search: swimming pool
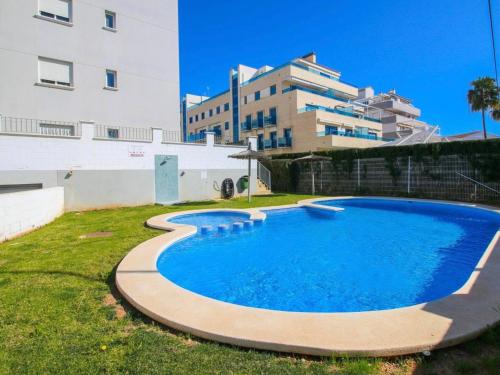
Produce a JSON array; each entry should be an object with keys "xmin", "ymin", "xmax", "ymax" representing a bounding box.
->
[{"xmin": 157, "ymin": 198, "xmax": 500, "ymax": 313}]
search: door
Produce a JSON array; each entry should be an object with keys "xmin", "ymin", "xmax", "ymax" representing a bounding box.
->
[
  {"xmin": 270, "ymin": 131, "xmax": 277, "ymax": 148},
  {"xmin": 155, "ymin": 155, "xmax": 179, "ymax": 204}
]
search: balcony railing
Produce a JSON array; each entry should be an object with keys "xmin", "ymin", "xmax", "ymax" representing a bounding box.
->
[
  {"xmin": 283, "ymin": 85, "xmax": 350, "ymax": 103},
  {"xmin": 263, "ymin": 139, "xmax": 278, "ymax": 149},
  {"xmin": 264, "ymin": 116, "xmax": 277, "ymax": 127},
  {"xmin": 298, "ymin": 104, "xmax": 382, "ymax": 123},
  {"xmin": 317, "ymin": 130, "xmax": 393, "ymax": 142},
  {"xmin": 94, "ymin": 124, "xmax": 153, "ymax": 142},
  {"xmin": 278, "ymin": 137, "xmax": 292, "ymax": 148},
  {"xmin": 0, "ymin": 116, "xmax": 81, "ymax": 137}
]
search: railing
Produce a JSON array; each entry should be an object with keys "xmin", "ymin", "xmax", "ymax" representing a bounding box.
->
[
  {"xmin": 257, "ymin": 161, "xmax": 272, "ymax": 190},
  {"xmin": 0, "ymin": 116, "xmax": 81, "ymax": 137},
  {"xmin": 283, "ymin": 85, "xmax": 350, "ymax": 103},
  {"xmin": 456, "ymin": 172, "xmax": 500, "ymax": 197},
  {"xmin": 263, "ymin": 139, "xmax": 278, "ymax": 149},
  {"xmin": 162, "ymin": 130, "xmax": 183, "ymax": 143},
  {"xmin": 94, "ymin": 124, "xmax": 153, "ymax": 142},
  {"xmin": 264, "ymin": 116, "xmax": 277, "ymax": 127},
  {"xmin": 186, "ymin": 133, "xmax": 207, "ymax": 144},
  {"xmin": 298, "ymin": 104, "xmax": 382, "ymax": 123},
  {"xmin": 278, "ymin": 137, "xmax": 292, "ymax": 148},
  {"xmin": 317, "ymin": 130, "xmax": 393, "ymax": 142}
]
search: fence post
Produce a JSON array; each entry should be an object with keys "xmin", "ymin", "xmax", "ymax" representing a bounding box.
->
[
  {"xmin": 407, "ymin": 156, "xmax": 411, "ymax": 194},
  {"xmin": 357, "ymin": 158, "xmax": 360, "ymax": 189}
]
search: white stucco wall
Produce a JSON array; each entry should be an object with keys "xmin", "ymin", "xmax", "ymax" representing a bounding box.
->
[
  {"xmin": 0, "ymin": 123, "xmax": 254, "ymax": 172},
  {"xmin": 0, "ymin": 187, "xmax": 64, "ymax": 242},
  {"xmin": 0, "ymin": 0, "xmax": 179, "ymax": 129}
]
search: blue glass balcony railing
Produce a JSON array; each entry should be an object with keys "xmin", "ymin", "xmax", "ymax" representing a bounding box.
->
[
  {"xmin": 264, "ymin": 116, "xmax": 277, "ymax": 127},
  {"xmin": 283, "ymin": 85, "xmax": 350, "ymax": 103},
  {"xmin": 298, "ymin": 104, "xmax": 382, "ymax": 123},
  {"xmin": 187, "ymin": 133, "xmax": 207, "ymax": 143},
  {"xmin": 278, "ymin": 137, "xmax": 292, "ymax": 148},
  {"xmin": 316, "ymin": 130, "xmax": 394, "ymax": 142}
]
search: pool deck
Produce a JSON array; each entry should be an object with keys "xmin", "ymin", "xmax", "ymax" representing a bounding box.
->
[{"xmin": 116, "ymin": 197, "xmax": 500, "ymax": 357}]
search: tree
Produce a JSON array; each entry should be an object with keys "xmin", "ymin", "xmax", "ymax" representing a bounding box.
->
[{"xmin": 467, "ymin": 77, "xmax": 499, "ymax": 139}]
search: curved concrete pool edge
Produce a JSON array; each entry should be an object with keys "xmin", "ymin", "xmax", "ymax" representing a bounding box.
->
[{"xmin": 116, "ymin": 197, "xmax": 500, "ymax": 357}]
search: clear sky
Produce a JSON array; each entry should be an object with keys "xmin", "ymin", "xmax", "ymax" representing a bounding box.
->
[{"xmin": 179, "ymin": 0, "xmax": 499, "ymax": 135}]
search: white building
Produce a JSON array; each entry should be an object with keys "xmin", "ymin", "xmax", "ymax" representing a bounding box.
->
[{"xmin": 0, "ymin": 0, "xmax": 180, "ymax": 129}]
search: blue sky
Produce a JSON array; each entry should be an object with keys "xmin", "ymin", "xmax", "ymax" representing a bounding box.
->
[{"xmin": 179, "ymin": 0, "xmax": 499, "ymax": 135}]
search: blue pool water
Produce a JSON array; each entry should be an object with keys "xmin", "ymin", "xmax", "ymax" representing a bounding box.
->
[
  {"xmin": 157, "ymin": 199, "xmax": 500, "ymax": 313},
  {"xmin": 168, "ymin": 211, "xmax": 250, "ymax": 228}
]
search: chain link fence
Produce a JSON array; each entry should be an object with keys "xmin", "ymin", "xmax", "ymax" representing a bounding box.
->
[{"xmin": 266, "ymin": 154, "xmax": 500, "ymax": 203}]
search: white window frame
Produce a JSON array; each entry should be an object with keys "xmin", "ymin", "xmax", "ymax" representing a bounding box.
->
[
  {"xmin": 36, "ymin": 57, "xmax": 74, "ymax": 90},
  {"xmin": 104, "ymin": 69, "xmax": 118, "ymax": 90},
  {"xmin": 103, "ymin": 10, "xmax": 117, "ymax": 32},
  {"xmin": 36, "ymin": 0, "xmax": 73, "ymax": 26}
]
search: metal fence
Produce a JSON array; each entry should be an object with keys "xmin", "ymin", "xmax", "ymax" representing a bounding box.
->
[
  {"xmin": 94, "ymin": 124, "xmax": 153, "ymax": 142},
  {"xmin": 266, "ymin": 155, "xmax": 500, "ymax": 203},
  {"xmin": 0, "ymin": 116, "xmax": 81, "ymax": 137}
]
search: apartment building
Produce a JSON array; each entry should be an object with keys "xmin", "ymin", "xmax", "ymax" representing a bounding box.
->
[
  {"xmin": 356, "ymin": 88, "xmax": 433, "ymax": 139},
  {"xmin": 0, "ymin": 0, "xmax": 179, "ymax": 131},
  {"xmin": 182, "ymin": 53, "xmax": 435, "ymax": 154}
]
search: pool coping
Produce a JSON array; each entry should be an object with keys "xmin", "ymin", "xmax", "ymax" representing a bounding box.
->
[{"xmin": 116, "ymin": 197, "xmax": 500, "ymax": 357}]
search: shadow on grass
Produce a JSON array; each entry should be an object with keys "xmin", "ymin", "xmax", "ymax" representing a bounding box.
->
[{"xmin": 171, "ymin": 200, "xmax": 219, "ymax": 207}]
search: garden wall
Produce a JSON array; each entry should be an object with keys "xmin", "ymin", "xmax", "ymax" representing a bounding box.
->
[
  {"xmin": 264, "ymin": 140, "xmax": 500, "ymax": 202},
  {"xmin": 0, "ymin": 187, "xmax": 64, "ymax": 242}
]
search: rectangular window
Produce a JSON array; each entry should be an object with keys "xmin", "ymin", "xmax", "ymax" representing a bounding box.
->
[
  {"xmin": 39, "ymin": 0, "xmax": 71, "ymax": 23},
  {"xmin": 189, "ymin": 117, "xmax": 193, "ymax": 124},
  {"xmin": 255, "ymin": 91, "xmax": 260, "ymax": 101},
  {"xmin": 270, "ymin": 85, "xmax": 277, "ymax": 96},
  {"xmin": 216, "ymin": 106, "xmax": 221, "ymax": 115},
  {"xmin": 107, "ymin": 128, "xmax": 119, "ymax": 139},
  {"xmin": 38, "ymin": 57, "xmax": 73, "ymax": 87},
  {"xmin": 224, "ymin": 103, "xmax": 230, "ymax": 111},
  {"xmin": 244, "ymin": 96, "xmax": 248, "ymax": 105},
  {"xmin": 269, "ymin": 107, "xmax": 277, "ymax": 124},
  {"xmin": 209, "ymin": 109, "xmax": 213, "ymax": 117},
  {"xmin": 245, "ymin": 114, "xmax": 252, "ymax": 126},
  {"xmin": 195, "ymin": 114, "xmax": 199, "ymax": 122},
  {"xmin": 104, "ymin": 10, "xmax": 116, "ymax": 30},
  {"xmin": 257, "ymin": 111, "xmax": 264, "ymax": 127},
  {"xmin": 105, "ymin": 69, "xmax": 117, "ymax": 89},
  {"xmin": 201, "ymin": 112, "xmax": 205, "ymax": 120},
  {"xmin": 224, "ymin": 121, "xmax": 229, "ymax": 130}
]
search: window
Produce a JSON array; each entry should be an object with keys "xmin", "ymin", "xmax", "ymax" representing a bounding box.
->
[
  {"xmin": 201, "ymin": 112, "xmax": 205, "ymax": 120},
  {"xmin": 244, "ymin": 96, "xmax": 248, "ymax": 105},
  {"xmin": 209, "ymin": 109, "xmax": 213, "ymax": 117},
  {"xmin": 257, "ymin": 111, "xmax": 264, "ymax": 127},
  {"xmin": 269, "ymin": 107, "xmax": 277, "ymax": 124},
  {"xmin": 216, "ymin": 106, "xmax": 221, "ymax": 115},
  {"xmin": 255, "ymin": 91, "xmax": 260, "ymax": 101},
  {"xmin": 195, "ymin": 114, "xmax": 199, "ymax": 122},
  {"xmin": 104, "ymin": 10, "xmax": 116, "ymax": 30},
  {"xmin": 224, "ymin": 103, "xmax": 230, "ymax": 112},
  {"xmin": 189, "ymin": 117, "xmax": 193, "ymax": 124},
  {"xmin": 224, "ymin": 121, "xmax": 229, "ymax": 130},
  {"xmin": 105, "ymin": 69, "xmax": 117, "ymax": 89},
  {"xmin": 107, "ymin": 128, "xmax": 119, "ymax": 139},
  {"xmin": 38, "ymin": 57, "xmax": 73, "ymax": 88},
  {"xmin": 38, "ymin": 0, "xmax": 71, "ymax": 23},
  {"xmin": 245, "ymin": 114, "xmax": 252, "ymax": 126},
  {"xmin": 270, "ymin": 85, "xmax": 277, "ymax": 96}
]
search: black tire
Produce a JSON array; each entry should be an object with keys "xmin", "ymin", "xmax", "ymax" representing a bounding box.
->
[{"xmin": 221, "ymin": 178, "xmax": 235, "ymax": 199}]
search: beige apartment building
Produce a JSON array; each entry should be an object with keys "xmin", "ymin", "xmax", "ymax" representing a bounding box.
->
[{"xmin": 181, "ymin": 53, "xmax": 430, "ymax": 154}]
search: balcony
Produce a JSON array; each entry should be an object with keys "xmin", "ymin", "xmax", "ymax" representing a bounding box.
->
[
  {"xmin": 264, "ymin": 116, "xmax": 277, "ymax": 127},
  {"xmin": 317, "ymin": 130, "xmax": 393, "ymax": 142},
  {"xmin": 278, "ymin": 137, "xmax": 292, "ymax": 148},
  {"xmin": 263, "ymin": 139, "xmax": 278, "ymax": 149},
  {"xmin": 298, "ymin": 104, "xmax": 382, "ymax": 123},
  {"xmin": 283, "ymin": 85, "xmax": 350, "ymax": 103}
]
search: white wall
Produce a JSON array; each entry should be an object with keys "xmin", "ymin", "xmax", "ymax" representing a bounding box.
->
[
  {"xmin": 0, "ymin": 187, "xmax": 64, "ymax": 242},
  {"xmin": 0, "ymin": 0, "xmax": 179, "ymax": 129},
  {"xmin": 0, "ymin": 123, "xmax": 254, "ymax": 172}
]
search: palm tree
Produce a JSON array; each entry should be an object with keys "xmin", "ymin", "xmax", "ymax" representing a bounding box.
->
[{"xmin": 467, "ymin": 77, "xmax": 499, "ymax": 139}]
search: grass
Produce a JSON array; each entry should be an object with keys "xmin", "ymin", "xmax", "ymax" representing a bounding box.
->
[{"xmin": 0, "ymin": 193, "xmax": 499, "ymax": 374}]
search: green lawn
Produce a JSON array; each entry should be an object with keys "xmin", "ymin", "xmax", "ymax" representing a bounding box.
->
[{"xmin": 0, "ymin": 193, "xmax": 499, "ymax": 375}]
